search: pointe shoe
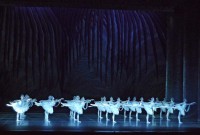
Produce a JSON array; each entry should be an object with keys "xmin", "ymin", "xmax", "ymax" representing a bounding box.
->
[
  {"xmin": 77, "ymin": 120, "xmax": 81, "ymax": 123},
  {"xmin": 147, "ymin": 121, "xmax": 151, "ymax": 124}
]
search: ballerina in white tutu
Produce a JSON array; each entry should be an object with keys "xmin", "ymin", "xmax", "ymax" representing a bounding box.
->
[
  {"xmin": 102, "ymin": 97, "xmax": 122, "ymax": 123},
  {"xmin": 89, "ymin": 97, "xmax": 106, "ymax": 119},
  {"xmin": 142, "ymin": 97, "xmax": 156, "ymax": 124},
  {"xmin": 173, "ymin": 99, "xmax": 196, "ymax": 124},
  {"xmin": 157, "ymin": 98, "xmax": 167, "ymax": 119},
  {"xmin": 130, "ymin": 97, "xmax": 143, "ymax": 121},
  {"xmin": 74, "ymin": 97, "xmax": 93, "ymax": 123},
  {"xmin": 61, "ymin": 96, "xmax": 93, "ymax": 123},
  {"xmin": 6, "ymin": 94, "xmax": 36, "ymax": 121},
  {"xmin": 121, "ymin": 97, "xmax": 131, "ymax": 119},
  {"xmin": 165, "ymin": 98, "xmax": 175, "ymax": 121},
  {"xmin": 109, "ymin": 97, "xmax": 122, "ymax": 123},
  {"xmin": 122, "ymin": 97, "xmax": 139, "ymax": 120},
  {"xmin": 35, "ymin": 96, "xmax": 63, "ymax": 122},
  {"xmin": 103, "ymin": 97, "xmax": 115, "ymax": 121}
]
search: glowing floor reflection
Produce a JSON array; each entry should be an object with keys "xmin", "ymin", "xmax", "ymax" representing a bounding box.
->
[{"xmin": 0, "ymin": 113, "xmax": 200, "ymax": 132}]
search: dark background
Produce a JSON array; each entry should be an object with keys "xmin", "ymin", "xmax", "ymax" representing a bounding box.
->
[{"xmin": 0, "ymin": 0, "xmax": 199, "ymax": 120}]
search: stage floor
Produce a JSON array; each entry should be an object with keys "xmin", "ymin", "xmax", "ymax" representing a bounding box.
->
[{"xmin": 0, "ymin": 112, "xmax": 200, "ymax": 133}]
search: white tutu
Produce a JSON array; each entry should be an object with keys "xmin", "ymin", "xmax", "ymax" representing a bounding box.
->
[
  {"xmin": 7, "ymin": 98, "xmax": 34, "ymax": 114},
  {"xmin": 104, "ymin": 103, "xmax": 112, "ymax": 113},
  {"xmin": 110, "ymin": 105, "xmax": 119, "ymax": 115},
  {"xmin": 36, "ymin": 100, "xmax": 56, "ymax": 114},
  {"xmin": 136, "ymin": 107, "xmax": 142, "ymax": 113},
  {"xmin": 96, "ymin": 102, "xmax": 106, "ymax": 112},
  {"xmin": 143, "ymin": 104, "xmax": 153, "ymax": 115}
]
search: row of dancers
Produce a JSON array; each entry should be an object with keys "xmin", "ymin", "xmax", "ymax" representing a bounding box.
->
[{"xmin": 6, "ymin": 95, "xmax": 196, "ymax": 124}]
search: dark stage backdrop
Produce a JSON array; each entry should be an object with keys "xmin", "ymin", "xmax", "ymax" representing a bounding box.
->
[{"xmin": 0, "ymin": 7, "xmax": 167, "ymax": 111}]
